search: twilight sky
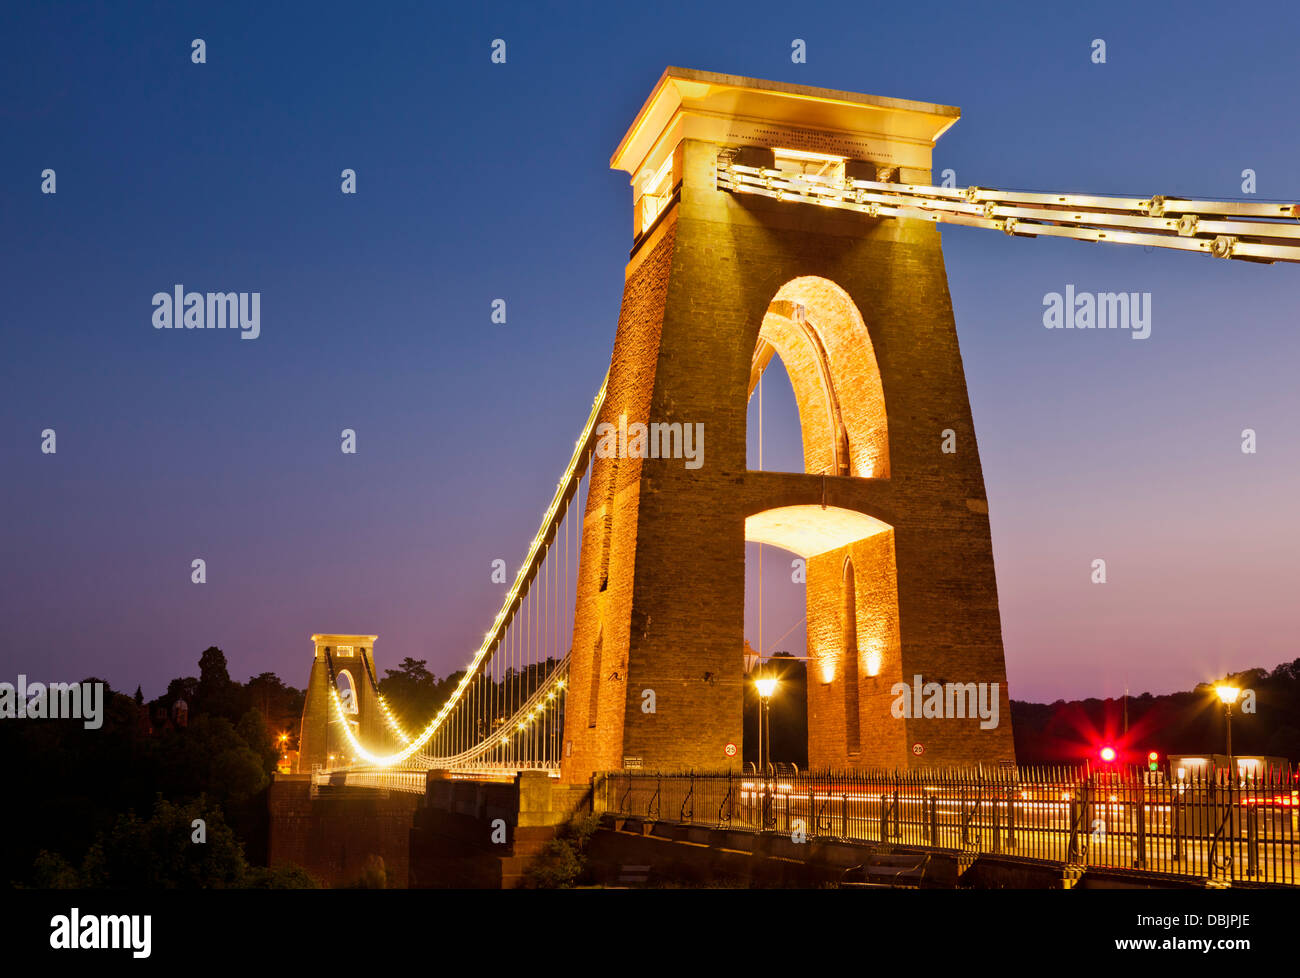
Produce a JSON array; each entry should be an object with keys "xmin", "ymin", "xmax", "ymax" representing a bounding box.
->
[{"xmin": 3, "ymin": 1, "xmax": 1298, "ymax": 705}]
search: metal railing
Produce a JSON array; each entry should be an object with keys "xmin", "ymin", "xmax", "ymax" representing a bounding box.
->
[
  {"xmin": 596, "ymin": 765, "xmax": 1300, "ymax": 885},
  {"xmin": 312, "ymin": 769, "xmax": 428, "ymax": 794}
]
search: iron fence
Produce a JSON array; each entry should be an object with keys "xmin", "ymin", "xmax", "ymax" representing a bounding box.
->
[
  {"xmin": 595, "ymin": 765, "xmax": 1300, "ymax": 885},
  {"xmin": 313, "ymin": 769, "xmax": 428, "ymax": 794}
]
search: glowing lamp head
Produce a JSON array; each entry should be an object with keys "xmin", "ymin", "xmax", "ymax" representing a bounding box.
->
[
  {"xmin": 754, "ymin": 676, "xmax": 778, "ymax": 699},
  {"xmin": 1215, "ymin": 684, "xmax": 1240, "ymax": 705},
  {"xmin": 1100, "ymin": 746, "xmax": 1117, "ymax": 763}
]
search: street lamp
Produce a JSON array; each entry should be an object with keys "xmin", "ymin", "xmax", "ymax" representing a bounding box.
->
[
  {"xmin": 754, "ymin": 671, "xmax": 779, "ymax": 774},
  {"xmin": 1215, "ymin": 685, "xmax": 1240, "ymax": 781}
]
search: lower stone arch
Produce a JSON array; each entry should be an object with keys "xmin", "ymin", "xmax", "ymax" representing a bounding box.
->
[{"xmin": 744, "ymin": 504, "xmax": 904, "ymax": 769}]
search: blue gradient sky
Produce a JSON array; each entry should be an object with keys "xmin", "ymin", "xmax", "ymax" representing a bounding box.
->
[{"xmin": 3, "ymin": 1, "xmax": 1298, "ymax": 703}]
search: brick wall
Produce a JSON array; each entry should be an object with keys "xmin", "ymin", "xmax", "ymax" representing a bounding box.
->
[
  {"xmin": 268, "ymin": 775, "xmax": 422, "ymax": 887},
  {"xmin": 561, "ymin": 135, "xmax": 1014, "ymax": 780}
]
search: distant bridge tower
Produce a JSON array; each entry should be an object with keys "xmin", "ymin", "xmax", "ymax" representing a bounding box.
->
[
  {"xmin": 561, "ymin": 68, "xmax": 1015, "ymax": 782},
  {"xmin": 297, "ymin": 633, "xmax": 383, "ymax": 772}
]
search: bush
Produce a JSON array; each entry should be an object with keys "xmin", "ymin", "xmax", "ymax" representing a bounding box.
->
[
  {"xmin": 521, "ymin": 814, "xmax": 601, "ymax": 888},
  {"xmin": 347, "ymin": 854, "xmax": 388, "ymax": 889}
]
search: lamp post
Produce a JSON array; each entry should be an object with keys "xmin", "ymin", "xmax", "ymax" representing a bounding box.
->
[
  {"xmin": 1215, "ymin": 684, "xmax": 1240, "ymax": 782},
  {"xmin": 753, "ymin": 668, "xmax": 779, "ymax": 831},
  {"xmin": 754, "ymin": 672, "xmax": 778, "ymax": 774}
]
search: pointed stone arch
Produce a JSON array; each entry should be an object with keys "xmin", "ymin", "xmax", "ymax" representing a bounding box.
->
[
  {"xmin": 748, "ymin": 276, "xmax": 889, "ymax": 479},
  {"xmin": 336, "ymin": 669, "xmax": 359, "ymax": 715}
]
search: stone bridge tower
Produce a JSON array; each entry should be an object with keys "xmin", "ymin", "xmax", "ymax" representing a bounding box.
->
[
  {"xmin": 561, "ymin": 68, "xmax": 1015, "ymax": 782},
  {"xmin": 297, "ymin": 633, "xmax": 383, "ymax": 772}
]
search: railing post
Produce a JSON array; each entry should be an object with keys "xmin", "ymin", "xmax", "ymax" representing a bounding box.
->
[
  {"xmin": 929, "ymin": 794, "xmax": 939, "ymax": 847},
  {"xmin": 761, "ymin": 773, "xmax": 773, "ymax": 831},
  {"xmin": 991, "ymin": 781, "xmax": 1002, "ymax": 854},
  {"xmin": 1246, "ymin": 794, "xmax": 1259, "ymax": 878},
  {"xmin": 892, "ymin": 775, "xmax": 900, "ymax": 841},
  {"xmin": 1006, "ymin": 781, "xmax": 1017, "ymax": 851},
  {"xmin": 960, "ymin": 781, "xmax": 969, "ymax": 847},
  {"xmin": 1067, "ymin": 775, "xmax": 1087, "ymax": 864},
  {"xmin": 1207, "ymin": 777, "xmax": 1221, "ymax": 879},
  {"xmin": 841, "ymin": 792, "xmax": 848, "ymax": 840},
  {"xmin": 1172, "ymin": 781, "xmax": 1184, "ymax": 865},
  {"xmin": 1134, "ymin": 776, "xmax": 1147, "ymax": 869}
]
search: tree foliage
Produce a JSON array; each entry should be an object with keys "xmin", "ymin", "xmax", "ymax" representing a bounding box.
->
[
  {"xmin": 520, "ymin": 815, "xmax": 601, "ymax": 888},
  {"xmin": 3, "ymin": 646, "xmax": 310, "ymax": 888},
  {"xmin": 1012, "ymin": 658, "xmax": 1300, "ymax": 765}
]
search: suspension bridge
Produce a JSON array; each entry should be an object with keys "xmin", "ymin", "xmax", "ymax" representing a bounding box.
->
[{"xmin": 276, "ymin": 69, "xmax": 1299, "ymax": 885}]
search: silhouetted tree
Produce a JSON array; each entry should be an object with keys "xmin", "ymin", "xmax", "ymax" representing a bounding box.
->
[
  {"xmin": 165, "ymin": 676, "xmax": 197, "ymax": 705},
  {"xmin": 1012, "ymin": 657, "xmax": 1300, "ymax": 766},
  {"xmin": 81, "ymin": 798, "xmax": 246, "ymax": 888},
  {"xmin": 380, "ymin": 657, "xmax": 441, "ymax": 726},
  {"xmin": 244, "ymin": 672, "xmax": 303, "ymax": 749},
  {"xmin": 4, "ymin": 667, "xmax": 321, "ymax": 889},
  {"xmin": 196, "ymin": 646, "xmax": 244, "ymax": 720}
]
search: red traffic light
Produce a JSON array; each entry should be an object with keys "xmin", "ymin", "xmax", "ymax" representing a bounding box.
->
[{"xmin": 1100, "ymin": 746, "xmax": 1117, "ymax": 763}]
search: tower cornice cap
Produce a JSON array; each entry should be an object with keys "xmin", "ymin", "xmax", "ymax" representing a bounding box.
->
[
  {"xmin": 611, "ymin": 66, "xmax": 961, "ymax": 178},
  {"xmin": 310, "ymin": 634, "xmax": 379, "ymax": 644}
]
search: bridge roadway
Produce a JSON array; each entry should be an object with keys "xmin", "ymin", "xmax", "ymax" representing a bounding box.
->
[
  {"xmin": 315, "ymin": 766, "xmax": 1298, "ymax": 886},
  {"xmin": 606, "ymin": 775, "xmax": 1300, "ymax": 886}
]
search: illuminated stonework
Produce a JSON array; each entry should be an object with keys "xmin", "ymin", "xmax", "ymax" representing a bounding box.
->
[
  {"xmin": 750, "ymin": 277, "xmax": 889, "ymax": 479},
  {"xmin": 297, "ymin": 633, "xmax": 383, "ymax": 772},
  {"xmin": 560, "ymin": 68, "xmax": 1014, "ymax": 781}
]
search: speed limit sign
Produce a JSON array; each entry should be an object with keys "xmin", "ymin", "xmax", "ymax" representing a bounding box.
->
[
  {"xmin": 911, "ymin": 742, "xmax": 925, "ymax": 756},
  {"xmin": 724, "ymin": 742, "xmax": 737, "ymax": 757}
]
